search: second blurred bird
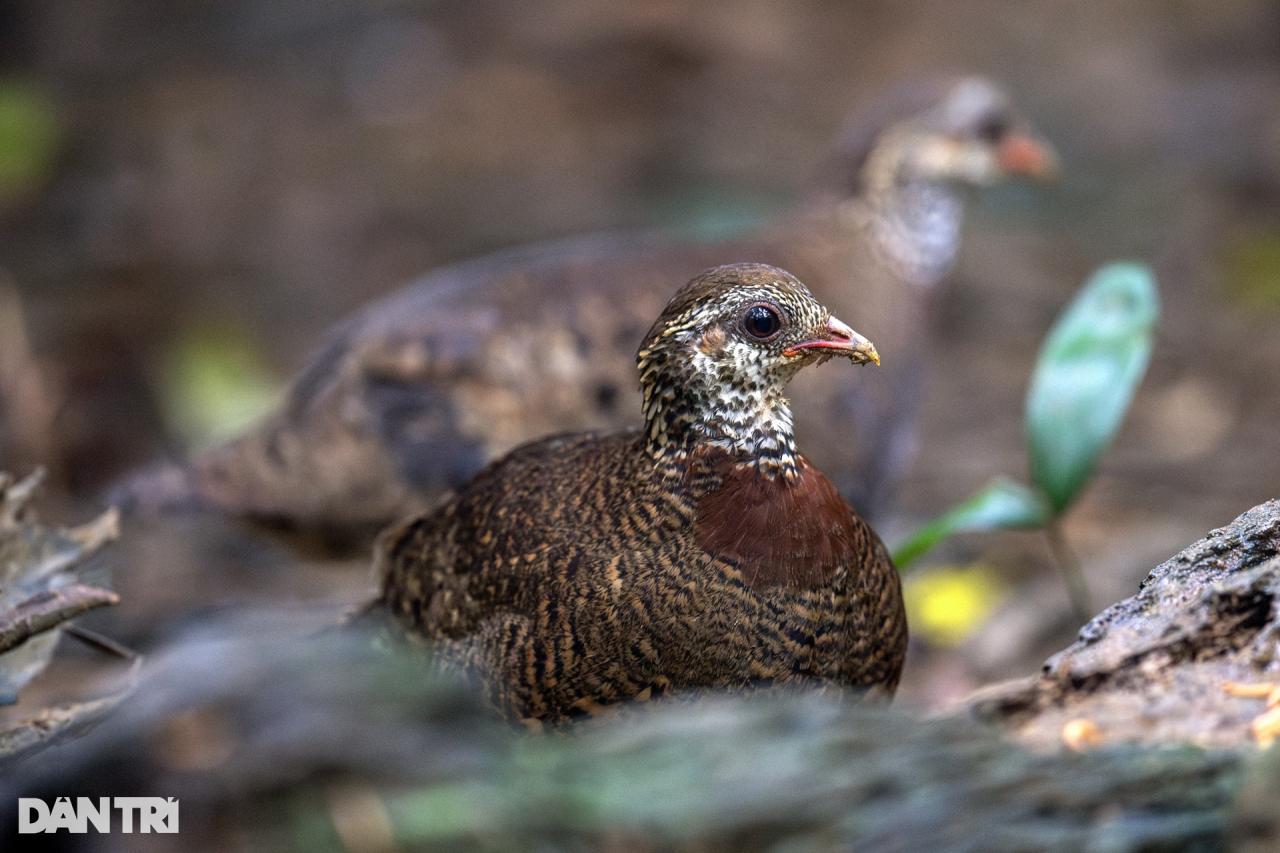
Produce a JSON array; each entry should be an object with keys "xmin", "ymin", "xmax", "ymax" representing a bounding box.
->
[{"xmin": 116, "ymin": 75, "xmax": 1056, "ymax": 543}]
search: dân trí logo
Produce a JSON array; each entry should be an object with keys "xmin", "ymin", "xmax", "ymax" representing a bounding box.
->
[{"xmin": 18, "ymin": 797, "xmax": 179, "ymax": 834}]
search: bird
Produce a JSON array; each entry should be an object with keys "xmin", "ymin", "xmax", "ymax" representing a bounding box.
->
[
  {"xmin": 115, "ymin": 75, "xmax": 1056, "ymax": 542},
  {"xmin": 376, "ymin": 263, "xmax": 907, "ymax": 724}
]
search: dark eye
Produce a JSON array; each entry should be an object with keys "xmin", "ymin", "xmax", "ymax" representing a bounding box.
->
[
  {"xmin": 742, "ymin": 304, "xmax": 782, "ymax": 340},
  {"xmin": 976, "ymin": 114, "xmax": 1009, "ymax": 144}
]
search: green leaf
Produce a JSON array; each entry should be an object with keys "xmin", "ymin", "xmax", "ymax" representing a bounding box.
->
[
  {"xmin": 891, "ymin": 478, "xmax": 1050, "ymax": 571},
  {"xmin": 1026, "ymin": 263, "xmax": 1158, "ymax": 513}
]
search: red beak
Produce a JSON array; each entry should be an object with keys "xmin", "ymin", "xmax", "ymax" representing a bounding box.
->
[
  {"xmin": 997, "ymin": 132, "xmax": 1058, "ymax": 180},
  {"xmin": 783, "ymin": 317, "xmax": 880, "ymax": 365}
]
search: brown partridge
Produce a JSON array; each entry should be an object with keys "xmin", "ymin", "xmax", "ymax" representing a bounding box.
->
[
  {"xmin": 378, "ymin": 263, "xmax": 906, "ymax": 723},
  {"xmin": 116, "ymin": 75, "xmax": 1055, "ymax": 539}
]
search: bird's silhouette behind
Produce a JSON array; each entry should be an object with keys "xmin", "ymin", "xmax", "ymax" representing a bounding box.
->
[{"xmin": 115, "ymin": 76, "xmax": 1055, "ymax": 542}]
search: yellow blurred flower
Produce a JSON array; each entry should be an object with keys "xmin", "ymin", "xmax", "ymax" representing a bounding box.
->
[{"xmin": 903, "ymin": 564, "xmax": 1006, "ymax": 646}]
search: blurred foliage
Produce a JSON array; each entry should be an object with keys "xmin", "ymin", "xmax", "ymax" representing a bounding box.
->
[
  {"xmin": 894, "ymin": 263, "xmax": 1158, "ymax": 611},
  {"xmin": 0, "ymin": 80, "xmax": 59, "ymax": 204},
  {"xmin": 161, "ymin": 326, "xmax": 281, "ymax": 448},
  {"xmin": 1222, "ymin": 231, "xmax": 1280, "ymax": 313},
  {"xmin": 903, "ymin": 564, "xmax": 1007, "ymax": 647}
]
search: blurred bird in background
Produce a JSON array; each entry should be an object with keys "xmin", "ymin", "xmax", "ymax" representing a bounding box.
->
[{"xmin": 114, "ymin": 74, "xmax": 1055, "ymax": 544}]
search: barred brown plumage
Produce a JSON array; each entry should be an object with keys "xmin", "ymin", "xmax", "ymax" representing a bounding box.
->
[{"xmin": 377, "ymin": 263, "xmax": 907, "ymax": 724}]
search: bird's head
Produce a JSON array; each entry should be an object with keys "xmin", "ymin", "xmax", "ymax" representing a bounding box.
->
[
  {"xmin": 637, "ymin": 263, "xmax": 877, "ymax": 460},
  {"xmin": 833, "ymin": 75, "xmax": 1058, "ymax": 195}
]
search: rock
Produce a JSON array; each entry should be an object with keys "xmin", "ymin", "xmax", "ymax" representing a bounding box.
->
[{"xmin": 971, "ymin": 499, "xmax": 1280, "ymax": 749}]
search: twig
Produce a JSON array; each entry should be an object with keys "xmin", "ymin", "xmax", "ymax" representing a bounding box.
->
[
  {"xmin": 64, "ymin": 624, "xmax": 138, "ymax": 660},
  {"xmin": 0, "ymin": 584, "xmax": 121, "ymax": 655},
  {"xmin": 0, "ymin": 681, "xmax": 137, "ymax": 767},
  {"xmin": 1045, "ymin": 520, "xmax": 1092, "ymax": 623}
]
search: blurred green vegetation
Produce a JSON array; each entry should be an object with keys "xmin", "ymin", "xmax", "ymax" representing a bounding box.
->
[
  {"xmin": 161, "ymin": 326, "xmax": 282, "ymax": 448},
  {"xmin": 0, "ymin": 80, "xmax": 59, "ymax": 204},
  {"xmin": 1223, "ymin": 232, "xmax": 1280, "ymax": 313}
]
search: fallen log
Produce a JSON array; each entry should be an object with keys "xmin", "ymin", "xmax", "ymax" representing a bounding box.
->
[{"xmin": 6, "ymin": 499, "xmax": 1280, "ymax": 851}]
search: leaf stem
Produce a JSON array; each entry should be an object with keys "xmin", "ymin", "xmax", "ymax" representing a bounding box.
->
[
  {"xmin": 1045, "ymin": 521, "xmax": 1092, "ymax": 623},
  {"xmin": 64, "ymin": 624, "xmax": 138, "ymax": 660}
]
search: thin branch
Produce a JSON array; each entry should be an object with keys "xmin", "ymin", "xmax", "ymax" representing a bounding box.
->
[
  {"xmin": 1045, "ymin": 521, "xmax": 1092, "ymax": 623},
  {"xmin": 0, "ymin": 584, "xmax": 120, "ymax": 655},
  {"xmin": 64, "ymin": 624, "xmax": 138, "ymax": 660}
]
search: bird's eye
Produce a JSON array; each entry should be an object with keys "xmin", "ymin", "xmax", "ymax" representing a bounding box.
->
[
  {"xmin": 741, "ymin": 304, "xmax": 782, "ymax": 340},
  {"xmin": 976, "ymin": 114, "xmax": 1009, "ymax": 144},
  {"xmin": 972, "ymin": 112, "xmax": 1013, "ymax": 144}
]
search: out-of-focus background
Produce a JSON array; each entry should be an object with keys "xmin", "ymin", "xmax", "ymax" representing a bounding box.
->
[{"xmin": 0, "ymin": 0, "xmax": 1278, "ymax": 708}]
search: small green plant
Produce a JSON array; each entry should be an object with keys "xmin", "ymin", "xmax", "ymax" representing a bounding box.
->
[{"xmin": 893, "ymin": 263, "xmax": 1159, "ymax": 619}]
